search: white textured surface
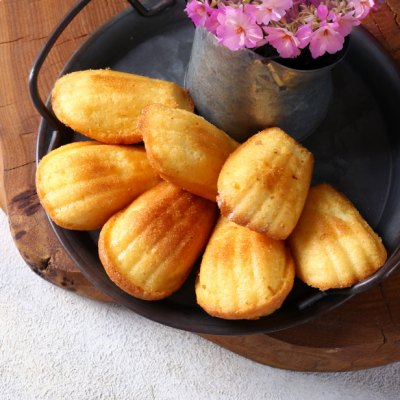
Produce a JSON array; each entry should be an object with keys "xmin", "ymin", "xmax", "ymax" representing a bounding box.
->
[{"xmin": 0, "ymin": 210, "xmax": 399, "ymax": 400}]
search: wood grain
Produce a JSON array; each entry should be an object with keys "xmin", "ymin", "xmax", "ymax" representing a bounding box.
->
[
  {"xmin": 363, "ymin": 2, "xmax": 400, "ymax": 66},
  {"xmin": 0, "ymin": 0, "xmax": 125, "ymax": 301},
  {"xmin": 202, "ymin": 274, "xmax": 400, "ymax": 372},
  {"xmin": 0, "ymin": 139, "xmax": 6, "ymax": 213},
  {"xmin": 1, "ymin": 0, "xmax": 400, "ymax": 371}
]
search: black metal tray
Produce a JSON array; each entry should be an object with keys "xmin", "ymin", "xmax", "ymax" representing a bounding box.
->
[{"xmin": 31, "ymin": 0, "xmax": 400, "ymax": 335}]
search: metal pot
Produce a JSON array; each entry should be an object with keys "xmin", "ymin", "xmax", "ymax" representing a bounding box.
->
[{"xmin": 185, "ymin": 26, "xmax": 348, "ymax": 143}]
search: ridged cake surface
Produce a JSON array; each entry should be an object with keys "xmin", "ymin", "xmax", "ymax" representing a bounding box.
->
[
  {"xmin": 36, "ymin": 142, "xmax": 162, "ymax": 230},
  {"xmin": 99, "ymin": 182, "xmax": 218, "ymax": 300},
  {"xmin": 51, "ymin": 70, "xmax": 194, "ymax": 144},
  {"xmin": 196, "ymin": 217, "xmax": 295, "ymax": 320},
  {"xmin": 288, "ymin": 183, "xmax": 387, "ymax": 290},
  {"xmin": 139, "ymin": 104, "xmax": 239, "ymax": 201},
  {"xmin": 217, "ymin": 127, "xmax": 313, "ymax": 239}
]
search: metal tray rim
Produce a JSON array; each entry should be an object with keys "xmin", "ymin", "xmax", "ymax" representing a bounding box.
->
[{"xmin": 34, "ymin": 3, "xmax": 400, "ymax": 335}]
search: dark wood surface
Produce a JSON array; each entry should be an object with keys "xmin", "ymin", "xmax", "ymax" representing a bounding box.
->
[{"xmin": 1, "ymin": 0, "xmax": 400, "ymax": 372}]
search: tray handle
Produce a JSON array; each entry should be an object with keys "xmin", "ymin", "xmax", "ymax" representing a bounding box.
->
[{"xmin": 28, "ymin": 0, "xmax": 176, "ymax": 137}]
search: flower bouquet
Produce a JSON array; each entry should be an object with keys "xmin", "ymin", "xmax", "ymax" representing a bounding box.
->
[
  {"xmin": 184, "ymin": 0, "xmax": 377, "ymax": 143},
  {"xmin": 185, "ymin": 0, "xmax": 375, "ymax": 67}
]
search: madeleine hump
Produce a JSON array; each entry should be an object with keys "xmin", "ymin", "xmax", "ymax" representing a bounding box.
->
[
  {"xmin": 51, "ymin": 70, "xmax": 194, "ymax": 144},
  {"xmin": 217, "ymin": 127, "xmax": 314, "ymax": 240},
  {"xmin": 36, "ymin": 142, "xmax": 162, "ymax": 230},
  {"xmin": 139, "ymin": 103, "xmax": 239, "ymax": 202},
  {"xmin": 196, "ymin": 216, "xmax": 295, "ymax": 320},
  {"xmin": 99, "ymin": 182, "xmax": 218, "ymax": 301},
  {"xmin": 288, "ymin": 183, "xmax": 387, "ymax": 290}
]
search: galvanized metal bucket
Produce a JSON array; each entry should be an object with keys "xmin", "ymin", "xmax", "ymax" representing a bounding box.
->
[{"xmin": 185, "ymin": 26, "xmax": 347, "ymax": 143}]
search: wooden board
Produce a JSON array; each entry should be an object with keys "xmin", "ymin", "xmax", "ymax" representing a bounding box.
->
[{"xmin": 1, "ymin": 0, "xmax": 400, "ymax": 372}]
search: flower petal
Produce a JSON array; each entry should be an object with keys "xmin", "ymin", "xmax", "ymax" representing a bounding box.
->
[{"xmin": 317, "ymin": 5, "xmax": 328, "ymax": 20}]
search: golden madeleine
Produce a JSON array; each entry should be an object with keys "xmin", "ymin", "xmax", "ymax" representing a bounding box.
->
[
  {"xmin": 51, "ymin": 70, "xmax": 194, "ymax": 144},
  {"xmin": 138, "ymin": 103, "xmax": 240, "ymax": 201},
  {"xmin": 196, "ymin": 217, "xmax": 295, "ymax": 320},
  {"xmin": 288, "ymin": 183, "xmax": 387, "ymax": 290},
  {"xmin": 36, "ymin": 142, "xmax": 162, "ymax": 230},
  {"xmin": 99, "ymin": 182, "xmax": 218, "ymax": 300},
  {"xmin": 217, "ymin": 127, "xmax": 313, "ymax": 240}
]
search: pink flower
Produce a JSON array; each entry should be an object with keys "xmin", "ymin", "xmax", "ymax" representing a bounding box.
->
[
  {"xmin": 263, "ymin": 27, "xmax": 301, "ymax": 58},
  {"xmin": 309, "ymin": 22, "xmax": 345, "ymax": 58},
  {"xmin": 184, "ymin": 0, "xmax": 211, "ymax": 27},
  {"xmin": 317, "ymin": 4, "xmax": 329, "ymax": 20},
  {"xmin": 216, "ymin": 8, "xmax": 263, "ymax": 51},
  {"xmin": 348, "ymin": 0, "xmax": 376, "ymax": 19},
  {"xmin": 216, "ymin": 6, "xmax": 229, "ymax": 25},
  {"xmin": 246, "ymin": 0, "xmax": 293, "ymax": 25},
  {"xmin": 205, "ymin": 9, "xmax": 222, "ymax": 34},
  {"xmin": 295, "ymin": 25, "xmax": 312, "ymax": 49},
  {"xmin": 333, "ymin": 12, "xmax": 361, "ymax": 36},
  {"xmin": 328, "ymin": 11, "xmax": 336, "ymax": 21}
]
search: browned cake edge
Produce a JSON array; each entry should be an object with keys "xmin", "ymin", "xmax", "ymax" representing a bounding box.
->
[
  {"xmin": 288, "ymin": 183, "xmax": 388, "ymax": 291},
  {"xmin": 51, "ymin": 70, "xmax": 193, "ymax": 145},
  {"xmin": 98, "ymin": 209, "xmax": 172, "ymax": 301},
  {"xmin": 36, "ymin": 142, "xmax": 160, "ymax": 231},
  {"xmin": 196, "ymin": 247, "xmax": 295, "ymax": 320},
  {"xmin": 36, "ymin": 142, "xmax": 102, "ymax": 230},
  {"xmin": 217, "ymin": 127, "xmax": 314, "ymax": 240},
  {"xmin": 138, "ymin": 105, "xmax": 219, "ymax": 202},
  {"xmin": 179, "ymin": 86, "xmax": 195, "ymax": 113}
]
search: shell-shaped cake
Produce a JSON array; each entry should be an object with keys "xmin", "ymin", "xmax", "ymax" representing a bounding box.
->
[
  {"xmin": 36, "ymin": 142, "xmax": 162, "ymax": 230},
  {"xmin": 288, "ymin": 183, "xmax": 387, "ymax": 290},
  {"xmin": 51, "ymin": 70, "xmax": 194, "ymax": 144},
  {"xmin": 99, "ymin": 182, "xmax": 219, "ymax": 300},
  {"xmin": 195, "ymin": 216, "xmax": 295, "ymax": 320},
  {"xmin": 217, "ymin": 127, "xmax": 314, "ymax": 240},
  {"xmin": 138, "ymin": 103, "xmax": 240, "ymax": 201}
]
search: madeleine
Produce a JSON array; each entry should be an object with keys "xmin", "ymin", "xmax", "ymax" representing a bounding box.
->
[
  {"xmin": 288, "ymin": 183, "xmax": 387, "ymax": 290},
  {"xmin": 36, "ymin": 142, "xmax": 162, "ymax": 230},
  {"xmin": 138, "ymin": 103, "xmax": 240, "ymax": 201},
  {"xmin": 99, "ymin": 182, "xmax": 218, "ymax": 300},
  {"xmin": 51, "ymin": 70, "xmax": 194, "ymax": 144},
  {"xmin": 196, "ymin": 217, "xmax": 295, "ymax": 320},
  {"xmin": 217, "ymin": 127, "xmax": 314, "ymax": 240}
]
